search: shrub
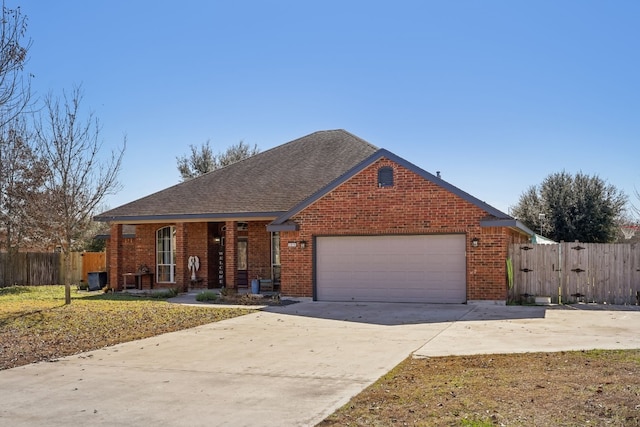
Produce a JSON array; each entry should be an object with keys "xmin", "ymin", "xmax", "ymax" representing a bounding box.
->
[
  {"xmin": 196, "ymin": 290, "xmax": 218, "ymax": 302},
  {"xmin": 150, "ymin": 288, "xmax": 179, "ymax": 299}
]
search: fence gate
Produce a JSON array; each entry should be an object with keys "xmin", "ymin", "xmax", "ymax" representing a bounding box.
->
[
  {"xmin": 563, "ymin": 242, "xmax": 589, "ymax": 303},
  {"xmin": 509, "ymin": 242, "xmax": 640, "ymax": 305},
  {"xmin": 81, "ymin": 252, "xmax": 107, "ymax": 283},
  {"xmin": 510, "ymin": 243, "xmax": 562, "ymax": 303}
]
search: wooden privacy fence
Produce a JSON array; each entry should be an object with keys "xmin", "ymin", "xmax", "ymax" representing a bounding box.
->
[
  {"xmin": 81, "ymin": 252, "xmax": 107, "ymax": 283},
  {"xmin": 63, "ymin": 252, "xmax": 83, "ymax": 284},
  {"xmin": 0, "ymin": 252, "xmax": 61, "ymax": 286},
  {"xmin": 508, "ymin": 242, "xmax": 640, "ymax": 305},
  {"xmin": 0, "ymin": 252, "xmax": 105, "ymax": 286}
]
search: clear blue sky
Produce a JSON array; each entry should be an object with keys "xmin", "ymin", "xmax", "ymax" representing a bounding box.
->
[{"xmin": 22, "ymin": 1, "xmax": 640, "ymax": 215}]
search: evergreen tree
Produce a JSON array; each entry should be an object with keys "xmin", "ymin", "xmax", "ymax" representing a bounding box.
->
[{"xmin": 511, "ymin": 171, "xmax": 627, "ymax": 243}]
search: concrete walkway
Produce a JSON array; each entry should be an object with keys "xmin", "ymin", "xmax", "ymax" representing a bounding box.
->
[{"xmin": 1, "ymin": 300, "xmax": 640, "ymax": 426}]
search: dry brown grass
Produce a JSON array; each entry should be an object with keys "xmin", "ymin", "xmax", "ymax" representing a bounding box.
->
[
  {"xmin": 0, "ymin": 285, "xmax": 253, "ymax": 370},
  {"xmin": 320, "ymin": 350, "xmax": 640, "ymax": 426}
]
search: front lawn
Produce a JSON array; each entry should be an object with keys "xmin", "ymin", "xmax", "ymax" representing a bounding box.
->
[
  {"xmin": 0, "ymin": 285, "xmax": 253, "ymax": 370},
  {"xmin": 320, "ymin": 350, "xmax": 640, "ymax": 426},
  {"xmin": 4, "ymin": 286, "xmax": 639, "ymax": 425}
]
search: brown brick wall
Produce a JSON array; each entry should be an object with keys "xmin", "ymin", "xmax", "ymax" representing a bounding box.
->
[
  {"xmin": 279, "ymin": 158, "xmax": 527, "ymax": 301},
  {"xmin": 186, "ymin": 222, "xmax": 208, "ymax": 289},
  {"xmin": 107, "ymin": 224, "xmax": 123, "ymax": 291},
  {"xmin": 136, "ymin": 224, "xmax": 164, "ymax": 289},
  {"xmin": 170, "ymin": 223, "xmax": 210, "ymax": 291},
  {"xmin": 175, "ymin": 224, "xmax": 188, "ymax": 291},
  {"xmin": 224, "ymin": 221, "xmax": 237, "ymax": 288},
  {"xmin": 248, "ymin": 221, "xmax": 272, "ymax": 281},
  {"xmin": 133, "ymin": 224, "xmax": 156, "ymax": 285},
  {"xmin": 118, "ymin": 223, "xmax": 159, "ymax": 290}
]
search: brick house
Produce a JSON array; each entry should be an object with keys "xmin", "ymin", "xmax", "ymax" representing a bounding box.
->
[{"xmin": 95, "ymin": 129, "xmax": 532, "ymax": 304}]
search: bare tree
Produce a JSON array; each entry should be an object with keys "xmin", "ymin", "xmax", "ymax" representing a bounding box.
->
[
  {"xmin": 623, "ymin": 189, "xmax": 640, "ymax": 243},
  {"xmin": 0, "ymin": 117, "xmax": 47, "ymax": 253},
  {"xmin": 633, "ymin": 188, "xmax": 640, "ymax": 219},
  {"xmin": 0, "ymin": 117, "xmax": 47, "ymax": 286},
  {"xmin": 176, "ymin": 140, "xmax": 216, "ymax": 180},
  {"xmin": 81, "ymin": 219, "xmax": 110, "ymax": 252},
  {"xmin": 0, "ymin": 2, "xmax": 33, "ymax": 286},
  {"xmin": 0, "ymin": 1, "xmax": 31, "ymax": 127},
  {"xmin": 177, "ymin": 140, "xmax": 259, "ymax": 181},
  {"xmin": 34, "ymin": 86, "xmax": 125, "ymax": 304}
]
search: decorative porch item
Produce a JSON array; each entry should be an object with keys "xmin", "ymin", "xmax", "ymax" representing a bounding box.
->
[{"xmin": 188, "ymin": 256, "xmax": 200, "ymax": 281}]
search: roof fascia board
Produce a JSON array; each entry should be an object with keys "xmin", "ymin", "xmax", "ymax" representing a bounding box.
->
[
  {"xmin": 266, "ymin": 222, "xmax": 300, "ymax": 232},
  {"xmin": 94, "ymin": 211, "xmax": 283, "ymax": 224},
  {"xmin": 272, "ymin": 148, "xmax": 511, "ymax": 225},
  {"xmin": 95, "ymin": 233, "xmax": 136, "ymax": 240},
  {"xmin": 480, "ymin": 218, "xmax": 535, "ymax": 236}
]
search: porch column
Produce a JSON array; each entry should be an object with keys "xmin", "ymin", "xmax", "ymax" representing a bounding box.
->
[
  {"xmin": 175, "ymin": 223, "xmax": 188, "ymax": 291},
  {"xmin": 109, "ymin": 223, "xmax": 123, "ymax": 291},
  {"xmin": 224, "ymin": 221, "xmax": 237, "ymax": 289}
]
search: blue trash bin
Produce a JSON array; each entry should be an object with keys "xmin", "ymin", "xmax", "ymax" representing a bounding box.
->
[{"xmin": 251, "ymin": 279, "xmax": 260, "ymax": 294}]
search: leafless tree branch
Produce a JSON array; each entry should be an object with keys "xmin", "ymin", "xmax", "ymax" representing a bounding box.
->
[{"xmin": 34, "ymin": 85, "xmax": 125, "ymax": 303}]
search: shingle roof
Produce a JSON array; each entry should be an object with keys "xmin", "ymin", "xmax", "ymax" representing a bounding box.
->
[{"xmin": 95, "ymin": 129, "xmax": 379, "ymax": 222}]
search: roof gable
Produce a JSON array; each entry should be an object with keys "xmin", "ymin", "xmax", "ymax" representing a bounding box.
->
[{"xmin": 269, "ymin": 148, "xmax": 515, "ymax": 228}]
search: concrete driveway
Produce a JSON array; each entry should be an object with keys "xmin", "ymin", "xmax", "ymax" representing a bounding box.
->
[{"xmin": 1, "ymin": 300, "xmax": 640, "ymax": 427}]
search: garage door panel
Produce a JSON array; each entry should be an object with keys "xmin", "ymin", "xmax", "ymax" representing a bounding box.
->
[{"xmin": 316, "ymin": 235, "xmax": 466, "ymax": 303}]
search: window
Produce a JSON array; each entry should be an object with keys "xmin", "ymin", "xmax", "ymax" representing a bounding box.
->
[
  {"xmin": 237, "ymin": 239, "xmax": 248, "ymax": 270},
  {"xmin": 156, "ymin": 226, "xmax": 176, "ymax": 283},
  {"xmin": 378, "ymin": 166, "xmax": 394, "ymax": 187},
  {"xmin": 271, "ymin": 232, "xmax": 281, "ymax": 285}
]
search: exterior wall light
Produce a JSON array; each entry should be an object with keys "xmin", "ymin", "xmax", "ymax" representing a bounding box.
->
[
  {"xmin": 299, "ymin": 240, "xmax": 307, "ymax": 249},
  {"xmin": 471, "ymin": 237, "xmax": 480, "ymax": 247}
]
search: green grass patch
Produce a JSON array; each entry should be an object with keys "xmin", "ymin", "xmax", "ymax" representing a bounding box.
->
[
  {"xmin": 148, "ymin": 287, "xmax": 180, "ymax": 298},
  {"xmin": 196, "ymin": 290, "xmax": 219, "ymax": 302},
  {"xmin": 460, "ymin": 419, "xmax": 494, "ymax": 427}
]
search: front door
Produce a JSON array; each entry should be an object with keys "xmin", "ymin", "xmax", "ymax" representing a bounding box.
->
[{"xmin": 237, "ymin": 238, "xmax": 248, "ymax": 287}]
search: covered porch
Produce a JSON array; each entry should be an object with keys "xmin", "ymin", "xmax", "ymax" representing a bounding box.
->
[{"xmin": 106, "ymin": 220, "xmax": 281, "ymax": 293}]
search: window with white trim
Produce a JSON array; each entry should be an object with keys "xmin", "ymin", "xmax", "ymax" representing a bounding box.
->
[{"xmin": 156, "ymin": 226, "xmax": 176, "ymax": 283}]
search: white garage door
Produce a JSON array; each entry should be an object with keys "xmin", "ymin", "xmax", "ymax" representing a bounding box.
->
[{"xmin": 316, "ymin": 234, "xmax": 466, "ymax": 303}]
